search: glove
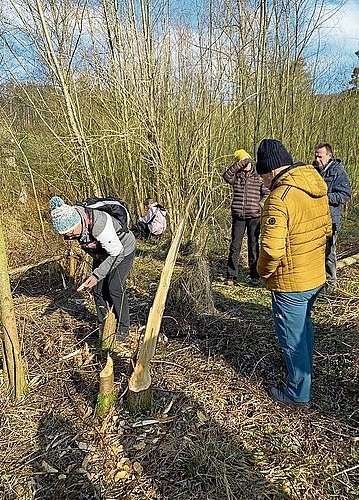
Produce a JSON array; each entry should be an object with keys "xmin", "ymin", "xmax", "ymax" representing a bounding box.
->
[{"xmin": 233, "ymin": 149, "xmax": 250, "ymax": 162}]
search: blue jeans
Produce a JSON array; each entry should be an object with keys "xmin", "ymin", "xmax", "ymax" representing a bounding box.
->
[{"xmin": 271, "ymin": 285, "xmax": 323, "ymax": 402}]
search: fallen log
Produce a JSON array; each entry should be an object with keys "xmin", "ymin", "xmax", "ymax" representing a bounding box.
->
[
  {"xmin": 9, "ymin": 255, "xmax": 64, "ymax": 276},
  {"xmin": 337, "ymin": 253, "xmax": 359, "ymax": 270}
]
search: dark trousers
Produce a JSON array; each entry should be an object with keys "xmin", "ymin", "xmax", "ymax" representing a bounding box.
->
[
  {"xmin": 227, "ymin": 216, "xmax": 260, "ymax": 280},
  {"xmin": 325, "ymin": 230, "xmax": 337, "ymax": 284},
  {"xmin": 92, "ymin": 250, "xmax": 135, "ymax": 335},
  {"xmin": 137, "ymin": 221, "xmax": 151, "ymax": 240}
]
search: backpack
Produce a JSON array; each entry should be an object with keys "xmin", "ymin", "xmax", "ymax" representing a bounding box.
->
[
  {"xmin": 76, "ymin": 196, "xmax": 130, "ymax": 233},
  {"xmin": 148, "ymin": 203, "xmax": 166, "ymax": 223}
]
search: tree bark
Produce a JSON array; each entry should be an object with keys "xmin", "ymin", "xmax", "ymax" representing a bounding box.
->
[{"xmin": 0, "ymin": 217, "xmax": 27, "ymax": 399}]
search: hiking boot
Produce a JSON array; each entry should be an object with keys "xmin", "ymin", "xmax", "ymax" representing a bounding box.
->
[
  {"xmin": 269, "ymin": 387, "xmax": 311, "ymax": 407},
  {"xmin": 117, "ymin": 329, "xmax": 129, "ymax": 342}
]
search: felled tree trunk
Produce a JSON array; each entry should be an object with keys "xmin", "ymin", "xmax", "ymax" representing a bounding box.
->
[
  {"xmin": 95, "ymin": 354, "xmax": 115, "ymax": 417},
  {"xmin": 126, "ymin": 218, "xmax": 186, "ymax": 414},
  {"xmin": 0, "ymin": 217, "xmax": 27, "ymax": 399},
  {"xmin": 337, "ymin": 253, "xmax": 359, "ymax": 270},
  {"xmin": 9, "ymin": 255, "xmax": 63, "ymax": 276}
]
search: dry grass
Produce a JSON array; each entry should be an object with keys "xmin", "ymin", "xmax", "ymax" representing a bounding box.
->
[{"xmin": 0, "ymin": 220, "xmax": 359, "ymax": 499}]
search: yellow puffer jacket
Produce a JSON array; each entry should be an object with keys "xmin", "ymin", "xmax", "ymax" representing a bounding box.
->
[{"xmin": 257, "ymin": 164, "xmax": 332, "ymax": 292}]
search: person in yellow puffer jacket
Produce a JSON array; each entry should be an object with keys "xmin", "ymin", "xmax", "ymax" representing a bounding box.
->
[{"xmin": 256, "ymin": 139, "xmax": 332, "ymax": 406}]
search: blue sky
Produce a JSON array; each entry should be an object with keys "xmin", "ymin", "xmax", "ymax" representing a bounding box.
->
[{"xmin": 0, "ymin": 0, "xmax": 358, "ymax": 93}]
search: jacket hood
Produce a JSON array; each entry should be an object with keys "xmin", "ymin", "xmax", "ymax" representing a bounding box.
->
[{"xmin": 273, "ymin": 164, "xmax": 328, "ymax": 198}]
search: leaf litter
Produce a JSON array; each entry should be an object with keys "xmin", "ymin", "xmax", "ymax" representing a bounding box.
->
[{"xmin": 0, "ymin": 235, "xmax": 358, "ymax": 499}]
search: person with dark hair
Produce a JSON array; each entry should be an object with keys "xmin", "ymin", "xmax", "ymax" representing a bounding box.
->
[
  {"xmin": 223, "ymin": 148, "xmax": 269, "ymax": 286},
  {"xmin": 137, "ymin": 198, "xmax": 167, "ymax": 240},
  {"xmin": 256, "ymin": 139, "xmax": 332, "ymax": 406},
  {"xmin": 49, "ymin": 196, "xmax": 136, "ymax": 341},
  {"xmin": 313, "ymin": 142, "xmax": 351, "ymax": 286}
]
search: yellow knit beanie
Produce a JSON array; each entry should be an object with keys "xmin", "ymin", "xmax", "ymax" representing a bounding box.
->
[{"xmin": 233, "ymin": 149, "xmax": 250, "ymax": 162}]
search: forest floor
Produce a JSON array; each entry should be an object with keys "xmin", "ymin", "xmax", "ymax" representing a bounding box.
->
[{"xmin": 1, "ymin": 208, "xmax": 359, "ymax": 500}]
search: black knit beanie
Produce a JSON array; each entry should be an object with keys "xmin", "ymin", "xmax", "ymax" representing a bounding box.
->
[{"xmin": 256, "ymin": 139, "xmax": 293, "ymax": 175}]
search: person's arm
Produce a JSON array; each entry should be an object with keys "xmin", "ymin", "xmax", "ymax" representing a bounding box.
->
[
  {"xmin": 324, "ymin": 200, "xmax": 333, "ymax": 239},
  {"xmin": 91, "ymin": 213, "xmax": 125, "ymax": 282},
  {"xmin": 223, "ymin": 162, "xmax": 241, "ymax": 185},
  {"xmin": 328, "ymin": 168, "xmax": 351, "ymax": 206},
  {"xmin": 257, "ymin": 196, "xmax": 288, "ymax": 279},
  {"xmin": 139, "ymin": 206, "xmax": 156, "ymax": 223}
]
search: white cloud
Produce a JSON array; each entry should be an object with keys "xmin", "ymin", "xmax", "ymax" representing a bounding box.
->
[
  {"xmin": 309, "ymin": 0, "xmax": 359, "ymax": 91},
  {"xmin": 321, "ymin": 0, "xmax": 359, "ymax": 55}
]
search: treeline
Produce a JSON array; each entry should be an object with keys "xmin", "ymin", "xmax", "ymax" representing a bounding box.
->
[{"xmin": 0, "ymin": 0, "xmax": 358, "ymax": 242}]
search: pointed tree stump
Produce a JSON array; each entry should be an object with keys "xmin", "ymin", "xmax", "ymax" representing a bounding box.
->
[
  {"xmin": 99, "ymin": 306, "xmax": 117, "ymax": 351},
  {"xmin": 126, "ymin": 218, "xmax": 186, "ymax": 414}
]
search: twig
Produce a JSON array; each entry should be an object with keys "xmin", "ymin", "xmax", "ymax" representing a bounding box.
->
[{"xmin": 333, "ymin": 463, "xmax": 359, "ymax": 477}]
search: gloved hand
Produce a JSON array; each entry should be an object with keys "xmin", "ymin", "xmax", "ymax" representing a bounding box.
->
[
  {"xmin": 233, "ymin": 149, "xmax": 250, "ymax": 162},
  {"xmin": 240, "ymin": 157, "xmax": 254, "ymax": 168}
]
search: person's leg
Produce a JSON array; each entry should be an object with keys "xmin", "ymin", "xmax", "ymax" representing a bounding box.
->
[
  {"xmin": 325, "ymin": 231, "xmax": 337, "ymax": 284},
  {"xmin": 271, "ymin": 286, "xmax": 322, "ymax": 402},
  {"xmin": 107, "ymin": 250, "xmax": 135, "ymax": 339},
  {"xmin": 226, "ymin": 217, "xmax": 246, "ymax": 281},
  {"xmin": 246, "ymin": 217, "xmax": 260, "ymax": 279},
  {"xmin": 137, "ymin": 221, "xmax": 150, "ymax": 240},
  {"xmin": 304, "ymin": 286, "xmax": 323, "ymax": 373},
  {"xmin": 92, "ymin": 261, "xmax": 110, "ymax": 324}
]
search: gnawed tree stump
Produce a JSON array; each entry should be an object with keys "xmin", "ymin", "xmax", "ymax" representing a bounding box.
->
[
  {"xmin": 126, "ymin": 218, "xmax": 186, "ymax": 414},
  {"xmin": 99, "ymin": 306, "xmax": 117, "ymax": 351},
  {"xmin": 0, "ymin": 217, "xmax": 27, "ymax": 399},
  {"xmin": 96, "ymin": 354, "xmax": 115, "ymax": 417}
]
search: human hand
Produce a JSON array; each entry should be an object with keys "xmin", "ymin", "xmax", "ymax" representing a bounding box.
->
[
  {"xmin": 240, "ymin": 157, "xmax": 254, "ymax": 168},
  {"xmin": 77, "ymin": 275, "xmax": 98, "ymax": 291}
]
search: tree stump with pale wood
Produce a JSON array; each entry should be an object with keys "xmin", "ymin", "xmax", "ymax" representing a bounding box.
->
[
  {"xmin": 95, "ymin": 354, "xmax": 115, "ymax": 417},
  {"xmin": 100, "ymin": 306, "xmax": 117, "ymax": 351}
]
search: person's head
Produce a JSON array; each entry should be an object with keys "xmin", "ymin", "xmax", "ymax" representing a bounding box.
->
[
  {"xmin": 256, "ymin": 139, "xmax": 293, "ymax": 189},
  {"xmin": 49, "ymin": 196, "xmax": 82, "ymax": 239},
  {"xmin": 143, "ymin": 197, "xmax": 154, "ymax": 209},
  {"xmin": 314, "ymin": 142, "xmax": 333, "ymax": 168},
  {"xmin": 233, "ymin": 149, "xmax": 252, "ymax": 172}
]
